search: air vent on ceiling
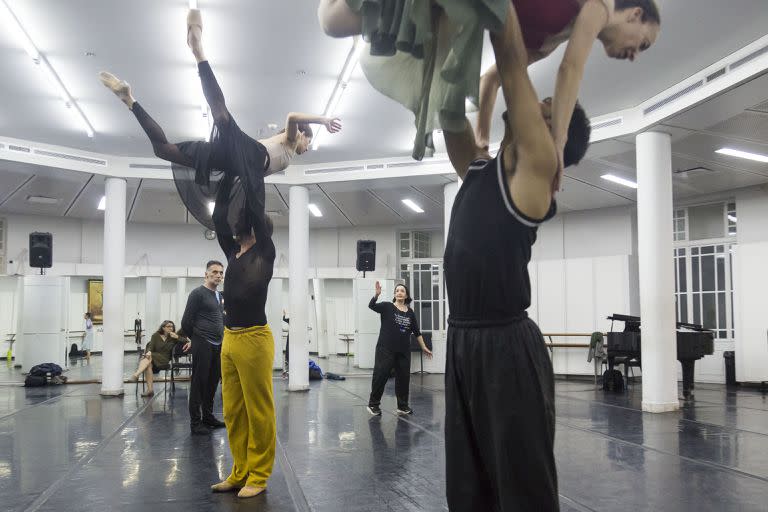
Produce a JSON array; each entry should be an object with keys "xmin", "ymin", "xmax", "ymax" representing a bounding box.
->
[
  {"xmin": 591, "ymin": 117, "xmax": 623, "ymax": 130},
  {"xmin": 0, "ymin": 143, "xmax": 5, "ymax": 150},
  {"xmin": 367, "ymin": 164, "xmax": 385, "ymax": 170},
  {"xmin": 706, "ymin": 67, "xmax": 726, "ymax": 83},
  {"xmin": 34, "ymin": 149, "xmax": 107, "ymax": 166},
  {"xmin": 387, "ymin": 159, "xmax": 450, "ymax": 169},
  {"xmin": 729, "ymin": 43, "xmax": 768, "ymax": 70},
  {"xmin": 8, "ymin": 144, "xmax": 31, "ymax": 153},
  {"xmin": 305, "ymin": 165, "xmax": 364, "ymax": 175},
  {"xmin": 643, "ymin": 80, "xmax": 705, "ymax": 116},
  {"xmin": 128, "ymin": 163, "xmax": 171, "ymax": 170},
  {"xmin": 673, "ymin": 166, "xmax": 715, "ymax": 175}
]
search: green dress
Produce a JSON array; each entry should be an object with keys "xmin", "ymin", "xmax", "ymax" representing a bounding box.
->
[{"xmin": 348, "ymin": 0, "xmax": 508, "ymax": 160}]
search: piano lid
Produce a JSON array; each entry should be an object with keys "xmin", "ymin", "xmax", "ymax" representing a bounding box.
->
[{"xmin": 607, "ymin": 314, "xmax": 712, "ymax": 333}]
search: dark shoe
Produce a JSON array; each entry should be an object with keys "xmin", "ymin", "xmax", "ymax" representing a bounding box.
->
[
  {"xmin": 204, "ymin": 418, "xmax": 226, "ymax": 429},
  {"xmin": 191, "ymin": 424, "xmax": 212, "ymax": 435},
  {"xmin": 367, "ymin": 405, "xmax": 382, "ymax": 416},
  {"xmin": 396, "ymin": 406, "xmax": 413, "ymax": 416}
]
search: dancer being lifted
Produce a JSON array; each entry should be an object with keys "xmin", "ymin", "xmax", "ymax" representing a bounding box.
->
[
  {"xmin": 100, "ymin": 8, "xmax": 342, "ymax": 235},
  {"xmin": 317, "ymin": 0, "xmax": 659, "ymax": 163}
]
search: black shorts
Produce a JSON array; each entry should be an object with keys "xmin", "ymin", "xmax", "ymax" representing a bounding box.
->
[{"xmin": 151, "ymin": 363, "xmax": 169, "ymax": 374}]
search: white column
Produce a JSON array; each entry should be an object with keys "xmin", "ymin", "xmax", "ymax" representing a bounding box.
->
[
  {"xmin": 144, "ymin": 277, "xmax": 162, "ymax": 336},
  {"xmin": 313, "ymin": 278, "xmax": 328, "ymax": 358},
  {"xmin": 443, "ymin": 180, "xmax": 460, "ymax": 246},
  {"xmin": 176, "ymin": 277, "xmax": 187, "ymax": 323},
  {"xmin": 288, "ymin": 186, "xmax": 309, "ymax": 391},
  {"xmin": 100, "ymin": 177, "xmax": 127, "ymax": 396},
  {"xmin": 636, "ymin": 131, "xmax": 679, "ymax": 412}
]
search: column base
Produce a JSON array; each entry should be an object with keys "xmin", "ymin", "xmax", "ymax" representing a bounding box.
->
[
  {"xmin": 100, "ymin": 388, "xmax": 125, "ymax": 397},
  {"xmin": 288, "ymin": 385, "xmax": 310, "ymax": 392},
  {"xmin": 641, "ymin": 400, "xmax": 679, "ymax": 413}
]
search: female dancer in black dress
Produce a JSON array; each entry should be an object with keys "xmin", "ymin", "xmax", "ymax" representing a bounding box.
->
[{"xmin": 99, "ymin": 9, "xmax": 342, "ymax": 235}]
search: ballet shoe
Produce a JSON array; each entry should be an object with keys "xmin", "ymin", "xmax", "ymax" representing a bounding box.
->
[
  {"xmin": 237, "ymin": 486, "xmax": 266, "ymax": 499},
  {"xmin": 187, "ymin": 9, "xmax": 203, "ymax": 49},
  {"xmin": 211, "ymin": 480, "xmax": 239, "ymax": 493},
  {"xmin": 98, "ymin": 72, "xmax": 131, "ymax": 99}
]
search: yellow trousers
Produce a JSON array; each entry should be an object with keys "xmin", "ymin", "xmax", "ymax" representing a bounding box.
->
[{"xmin": 221, "ymin": 325, "xmax": 275, "ymax": 488}]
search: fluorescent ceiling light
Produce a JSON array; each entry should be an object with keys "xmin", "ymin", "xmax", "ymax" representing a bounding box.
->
[
  {"xmin": 402, "ymin": 199, "xmax": 424, "ymax": 213},
  {"xmin": 97, "ymin": 196, "xmax": 106, "ymax": 210},
  {"xmin": 1, "ymin": 0, "xmax": 94, "ymax": 137},
  {"xmin": 727, "ymin": 214, "xmax": 737, "ymax": 223},
  {"xmin": 601, "ymin": 174, "xmax": 638, "ymax": 189},
  {"xmin": 312, "ymin": 38, "xmax": 363, "ymax": 151},
  {"xmin": 715, "ymin": 147, "xmax": 768, "ymax": 163},
  {"xmin": 308, "ymin": 204, "xmax": 323, "ymax": 217},
  {"xmin": 207, "ymin": 201, "xmax": 215, "ymax": 215},
  {"xmin": 26, "ymin": 195, "xmax": 58, "ymax": 204}
]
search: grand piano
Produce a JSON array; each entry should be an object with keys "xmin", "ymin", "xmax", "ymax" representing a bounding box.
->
[{"xmin": 606, "ymin": 314, "xmax": 715, "ymax": 399}]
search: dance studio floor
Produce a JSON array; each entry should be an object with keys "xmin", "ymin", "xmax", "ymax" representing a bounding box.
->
[{"xmin": 1, "ymin": 356, "xmax": 767, "ymax": 511}]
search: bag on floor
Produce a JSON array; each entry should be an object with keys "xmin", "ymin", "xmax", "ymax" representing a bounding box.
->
[
  {"xmin": 325, "ymin": 372, "xmax": 346, "ymax": 381},
  {"xmin": 602, "ymin": 369, "xmax": 624, "ymax": 392},
  {"xmin": 69, "ymin": 343, "xmax": 80, "ymax": 358},
  {"xmin": 24, "ymin": 374, "xmax": 48, "ymax": 387},
  {"xmin": 29, "ymin": 363, "xmax": 63, "ymax": 377},
  {"xmin": 309, "ymin": 360, "xmax": 324, "ymax": 380}
]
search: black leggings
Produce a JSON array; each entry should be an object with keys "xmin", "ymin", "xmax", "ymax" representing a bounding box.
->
[{"xmin": 130, "ymin": 61, "xmax": 228, "ymax": 168}]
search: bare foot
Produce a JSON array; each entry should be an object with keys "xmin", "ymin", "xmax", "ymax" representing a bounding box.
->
[
  {"xmin": 187, "ymin": 9, "xmax": 206, "ymax": 62},
  {"xmin": 237, "ymin": 486, "xmax": 266, "ymax": 499},
  {"xmin": 99, "ymin": 72, "xmax": 135, "ymax": 108}
]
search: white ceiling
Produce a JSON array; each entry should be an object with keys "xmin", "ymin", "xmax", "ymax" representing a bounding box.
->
[{"xmin": 1, "ymin": 0, "xmax": 768, "ymax": 228}]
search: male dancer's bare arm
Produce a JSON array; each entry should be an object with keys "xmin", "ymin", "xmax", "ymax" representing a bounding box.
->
[{"xmin": 491, "ymin": 4, "xmax": 558, "ymax": 220}]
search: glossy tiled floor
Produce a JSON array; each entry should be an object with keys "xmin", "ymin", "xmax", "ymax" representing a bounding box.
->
[{"xmin": 1, "ymin": 356, "xmax": 767, "ymax": 511}]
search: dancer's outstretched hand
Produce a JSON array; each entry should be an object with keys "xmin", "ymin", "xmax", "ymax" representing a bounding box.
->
[
  {"xmin": 374, "ymin": 281, "xmax": 381, "ymax": 297},
  {"xmin": 324, "ymin": 117, "xmax": 342, "ymax": 133}
]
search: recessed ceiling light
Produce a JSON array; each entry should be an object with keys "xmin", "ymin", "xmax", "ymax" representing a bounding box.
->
[
  {"xmin": 402, "ymin": 199, "xmax": 424, "ymax": 213},
  {"xmin": 207, "ymin": 201, "xmax": 215, "ymax": 215},
  {"xmin": 601, "ymin": 174, "xmax": 638, "ymax": 189},
  {"xmin": 97, "ymin": 196, "xmax": 105, "ymax": 210},
  {"xmin": 715, "ymin": 147, "xmax": 768, "ymax": 163},
  {"xmin": 26, "ymin": 195, "xmax": 58, "ymax": 204},
  {"xmin": 308, "ymin": 204, "xmax": 322, "ymax": 217}
]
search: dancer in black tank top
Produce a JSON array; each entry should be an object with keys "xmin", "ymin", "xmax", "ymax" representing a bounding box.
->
[{"xmin": 442, "ymin": 5, "xmax": 590, "ymax": 511}]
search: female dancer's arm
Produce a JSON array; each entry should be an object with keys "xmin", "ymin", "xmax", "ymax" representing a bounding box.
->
[
  {"xmin": 284, "ymin": 113, "xmax": 342, "ymax": 142},
  {"xmin": 550, "ymin": 1, "xmax": 609, "ymax": 167},
  {"xmin": 368, "ymin": 281, "xmax": 387, "ymax": 314}
]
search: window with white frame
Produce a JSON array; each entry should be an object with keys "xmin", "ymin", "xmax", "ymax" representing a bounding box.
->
[
  {"xmin": 399, "ymin": 230, "xmax": 444, "ymax": 333},
  {"xmin": 673, "ymin": 201, "xmax": 736, "ymax": 341}
]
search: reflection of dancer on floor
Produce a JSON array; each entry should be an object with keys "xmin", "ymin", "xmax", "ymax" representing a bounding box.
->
[
  {"xmin": 441, "ymin": 5, "xmax": 590, "ymax": 510},
  {"xmin": 367, "ymin": 281, "xmax": 432, "ymax": 417},
  {"xmin": 99, "ymin": 8, "xmax": 341, "ymax": 232}
]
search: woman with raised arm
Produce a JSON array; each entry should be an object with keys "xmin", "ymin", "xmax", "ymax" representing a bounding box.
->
[{"xmin": 366, "ymin": 281, "xmax": 432, "ymax": 417}]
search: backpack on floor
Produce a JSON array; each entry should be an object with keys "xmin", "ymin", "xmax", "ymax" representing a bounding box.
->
[
  {"xmin": 24, "ymin": 374, "xmax": 48, "ymax": 387},
  {"xmin": 309, "ymin": 360, "xmax": 324, "ymax": 380},
  {"xmin": 29, "ymin": 363, "xmax": 63, "ymax": 377},
  {"xmin": 602, "ymin": 369, "xmax": 625, "ymax": 392},
  {"xmin": 69, "ymin": 343, "xmax": 80, "ymax": 357}
]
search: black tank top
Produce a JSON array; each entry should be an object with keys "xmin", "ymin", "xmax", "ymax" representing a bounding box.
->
[{"xmin": 444, "ymin": 156, "xmax": 556, "ymax": 326}]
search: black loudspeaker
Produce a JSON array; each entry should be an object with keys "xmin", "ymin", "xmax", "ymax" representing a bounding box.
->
[
  {"xmin": 356, "ymin": 240, "xmax": 376, "ymax": 273},
  {"xmin": 29, "ymin": 232, "xmax": 53, "ymax": 269}
]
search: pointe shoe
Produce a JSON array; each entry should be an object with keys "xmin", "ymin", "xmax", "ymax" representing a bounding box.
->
[
  {"xmin": 99, "ymin": 72, "xmax": 131, "ymax": 101},
  {"xmin": 187, "ymin": 9, "xmax": 203, "ymax": 49},
  {"xmin": 211, "ymin": 480, "xmax": 239, "ymax": 493},
  {"xmin": 237, "ymin": 486, "xmax": 266, "ymax": 499}
]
